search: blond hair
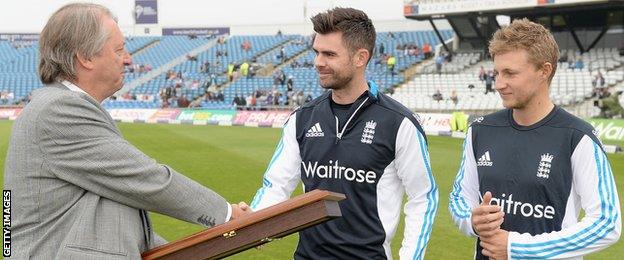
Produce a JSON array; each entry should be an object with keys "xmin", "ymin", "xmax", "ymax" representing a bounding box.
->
[
  {"xmin": 38, "ymin": 3, "xmax": 116, "ymax": 84},
  {"xmin": 489, "ymin": 18, "xmax": 559, "ymax": 82}
]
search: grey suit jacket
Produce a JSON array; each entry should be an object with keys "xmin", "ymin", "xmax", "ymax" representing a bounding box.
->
[{"xmin": 3, "ymin": 83, "xmax": 229, "ymax": 259}]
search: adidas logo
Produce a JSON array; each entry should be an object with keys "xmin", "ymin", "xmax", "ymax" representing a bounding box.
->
[
  {"xmin": 477, "ymin": 151, "xmax": 493, "ymax": 167},
  {"xmin": 306, "ymin": 122, "xmax": 325, "ymax": 138}
]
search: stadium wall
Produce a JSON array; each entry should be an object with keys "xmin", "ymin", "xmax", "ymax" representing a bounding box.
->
[{"xmin": 0, "ymin": 107, "xmax": 620, "ymax": 153}]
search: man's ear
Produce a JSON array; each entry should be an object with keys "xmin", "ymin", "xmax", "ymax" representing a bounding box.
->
[
  {"xmin": 76, "ymin": 52, "xmax": 95, "ymax": 70},
  {"xmin": 540, "ymin": 62, "xmax": 553, "ymax": 81},
  {"xmin": 354, "ymin": 48, "xmax": 370, "ymax": 68}
]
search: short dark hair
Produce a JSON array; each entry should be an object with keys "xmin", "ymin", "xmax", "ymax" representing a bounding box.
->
[{"xmin": 311, "ymin": 7, "xmax": 376, "ymax": 63}]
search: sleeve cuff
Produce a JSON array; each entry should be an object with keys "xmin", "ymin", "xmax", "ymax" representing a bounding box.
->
[
  {"xmin": 225, "ymin": 202, "xmax": 232, "ymax": 222},
  {"xmin": 468, "ymin": 212, "xmax": 478, "ymax": 237}
]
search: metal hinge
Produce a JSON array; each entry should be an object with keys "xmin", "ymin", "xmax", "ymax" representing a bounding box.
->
[{"xmin": 222, "ymin": 230, "xmax": 237, "ymax": 238}]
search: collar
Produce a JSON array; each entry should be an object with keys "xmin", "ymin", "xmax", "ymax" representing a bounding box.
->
[
  {"xmin": 59, "ymin": 80, "xmax": 89, "ymax": 96},
  {"xmin": 367, "ymin": 80, "xmax": 379, "ymax": 100}
]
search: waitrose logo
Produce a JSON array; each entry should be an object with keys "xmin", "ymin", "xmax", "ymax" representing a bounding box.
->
[{"xmin": 589, "ymin": 119, "xmax": 624, "ymax": 141}]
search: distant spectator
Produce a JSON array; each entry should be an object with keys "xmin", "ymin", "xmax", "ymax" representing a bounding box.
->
[
  {"xmin": 281, "ymin": 90, "xmax": 289, "ymax": 106},
  {"xmin": 450, "ymin": 90, "xmax": 458, "ymax": 105},
  {"xmin": 216, "ymin": 91, "xmax": 225, "ymax": 102},
  {"xmin": 177, "ymin": 95, "xmax": 190, "ymax": 108},
  {"xmin": 239, "ymin": 94, "xmax": 247, "ymax": 107},
  {"xmin": 432, "ymin": 89, "xmax": 443, "ymax": 102},
  {"xmin": 422, "ymin": 42, "xmax": 432, "ymax": 59},
  {"xmin": 279, "ymin": 47, "xmax": 286, "ymax": 62},
  {"xmin": 241, "ymin": 40, "xmax": 252, "ymax": 51},
  {"xmin": 0, "ymin": 91, "xmax": 8, "ymax": 105},
  {"xmin": 276, "ymin": 30, "xmax": 283, "ymax": 37},
  {"xmin": 121, "ymin": 92, "xmax": 132, "ymax": 100},
  {"xmin": 207, "ymin": 73, "xmax": 217, "ymax": 87},
  {"xmin": 189, "ymin": 97, "xmax": 202, "ymax": 108},
  {"xmin": 227, "ymin": 63, "xmax": 235, "ymax": 82},
  {"xmin": 245, "ymin": 93, "xmax": 256, "ymax": 107},
  {"xmin": 435, "ymin": 55, "xmax": 445, "ymax": 74},
  {"xmin": 378, "ymin": 43, "xmax": 385, "ymax": 56},
  {"xmin": 240, "ymin": 62, "xmax": 250, "ymax": 77},
  {"xmin": 166, "ymin": 70, "xmax": 175, "ymax": 80},
  {"xmin": 232, "ymin": 94, "xmax": 241, "ymax": 106},
  {"xmin": 596, "ymin": 90, "xmax": 624, "ymax": 118},
  {"xmin": 478, "ymin": 66, "xmax": 486, "ymax": 81},
  {"xmin": 216, "ymin": 49, "xmax": 228, "ymax": 58},
  {"xmin": 161, "ymin": 99, "xmax": 170, "ymax": 108},
  {"xmin": 189, "ymin": 79, "xmax": 200, "ymax": 89},
  {"xmin": 444, "ymin": 52, "xmax": 452, "ymax": 63},
  {"xmin": 273, "ymin": 71, "xmax": 281, "ymax": 86},
  {"xmin": 200, "ymin": 61, "xmax": 210, "ymax": 73},
  {"xmin": 374, "ymin": 54, "xmax": 385, "ymax": 66},
  {"xmin": 574, "ymin": 58, "xmax": 584, "ymax": 70},
  {"xmin": 592, "ymin": 72, "xmax": 605, "ymax": 88},
  {"xmin": 273, "ymin": 70, "xmax": 286, "ymax": 86},
  {"xmin": 186, "ymin": 54, "xmax": 197, "ymax": 62},
  {"xmin": 273, "ymin": 91, "xmax": 280, "ymax": 106},
  {"xmin": 164, "ymin": 86, "xmax": 173, "ymax": 99},
  {"xmin": 286, "ymin": 76, "xmax": 294, "ymax": 92},
  {"xmin": 387, "ymin": 55, "xmax": 396, "ymax": 75},
  {"xmin": 407, "ymin": 44, "xmax": 419, "ymax": 56},
  {"xmin": 248, "ymin": 65, "xmax": 256, "ymax": 78}
]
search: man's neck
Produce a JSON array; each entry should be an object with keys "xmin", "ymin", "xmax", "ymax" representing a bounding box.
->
[
  {"xmin": 331, "ymin": 76, "xmax": 368, "ymax": 105},
  {"xmin": 512, "ymin": 94, "xmax": 554, "ymax": 126},
  {"xmin": 71, "ymin": 78, "xmax": 104, "ymax": 102}
]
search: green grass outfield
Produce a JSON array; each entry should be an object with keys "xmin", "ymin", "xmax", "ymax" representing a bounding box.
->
[{"xmin": 0, "ymin": 120, "xmax": 622, "ymax": 259}]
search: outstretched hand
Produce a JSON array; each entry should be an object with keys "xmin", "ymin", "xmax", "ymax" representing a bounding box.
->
[{"xmin": 230, "ymin": 201, "xmax": 253, "ymax": 220}]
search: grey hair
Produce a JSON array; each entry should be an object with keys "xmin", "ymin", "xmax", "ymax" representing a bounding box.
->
[{"xmin": 38, "ymin": 3, "xmax": 117, "ymax": 84}]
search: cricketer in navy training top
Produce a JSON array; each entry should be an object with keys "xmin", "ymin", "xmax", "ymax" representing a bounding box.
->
[
  {"xmin": 250, "ymin": 7, "xmax": 438, "ymax": 260},
  {"xmin": 449, "ymin": 18, "xmax": 621, "ymax": 260}
]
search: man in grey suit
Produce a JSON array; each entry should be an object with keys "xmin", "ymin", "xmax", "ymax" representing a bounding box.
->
[{"xmin": 3, "ymin": 3, "xmax": 249, "ymax": 259}]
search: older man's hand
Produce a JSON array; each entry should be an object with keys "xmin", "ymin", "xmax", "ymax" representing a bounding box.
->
[{"xmin": 230, "ymin": 201, "xmax": 253, "ymax": 220}]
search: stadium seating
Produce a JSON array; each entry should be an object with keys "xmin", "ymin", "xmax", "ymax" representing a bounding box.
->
[
  {"xmin": 124, "ymin": 36, "xmax": 160, "ymax": 54},
  {"xmin": 419, "ymin": 52, "xmax": 481, "ymax": 74},
  {"xmin": 3, "ymin": 31, "xmax": 620, "ymax": 112},
  {"xmin": 391, "ymin": 47, "xmax": 624, "ymax": 111}
]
